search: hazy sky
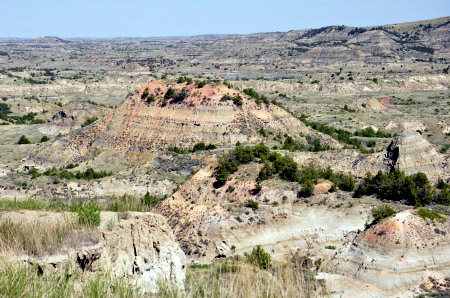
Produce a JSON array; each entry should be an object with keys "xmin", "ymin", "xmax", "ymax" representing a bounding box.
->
[{"xmin": 0, "ymin": 0, "xmax": 448, "ymax": 38}]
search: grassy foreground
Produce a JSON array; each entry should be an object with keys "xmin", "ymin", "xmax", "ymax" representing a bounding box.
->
[
  {"xmin": 0, "ymin": 262, "xmax": 139, "ymax": 298},
  {"xmin": 0, "ymin": 254, "xmax": 324, "ymax": 298}
]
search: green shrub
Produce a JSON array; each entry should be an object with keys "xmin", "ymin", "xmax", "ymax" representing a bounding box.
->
[
  {"xmin": 71, "ymin": 202, "xmax": 101, "ymax": 227},
  {"xmin": 298, "ymin": 115, "xmax": 363, "ymax": 150},
  {"xmin": 168, "ymin": 146, "xmax": 186, "ymax": 154},
  {"xmin": 246, "ymin": 246, "xmax": 271, "ymax": 270},
  {"xmin": 440, "ymin": 144, "xmax": 450, "ymax": 154},
  {"xmin": 416, "ymin": 208, "xmax": 446, "ymax": 223},
  {"xmin": 164, "ymin": 88, "xmax": 176, "ymax": 99},
  {"xmin": 146, "ymin": 94, "xmax": 156, "ymax": 104},
  {"xmin": 245, "ymin": 200, "xmax": 259, "ymax": 210},
  {"xmin": 371, "ymin": 205, "xmax": 396, "ymax": 225},
  {"xmin": 282, "ymin": 136, "xmax": 303, "ymax": 151},
  {"xmin": 17, "ymin": 135, "xmax": 31, "ymax": 144},
  {"xmin": 354, "ymin": 127, "xmax": 391, "ymax": 138},
  {"xmin": 142, "ymin": 192, "xmax": 165, "ymax": 208},
  {"xmin": 170, "ymin": 88, "xmax": 190, "ymax": 104},
  {"xmin": 141, "ymin": 87, "xmax": 149, "ymax": 100},
  {"xmin": 40, "ymin": 135, "xmax": 50, "ymax": 143},
  {"xmin": 257, "ymin": 161, "xmax": 274, "ymax": 182},
  {"xmin": 82, "ymin": 116, "xmax": 98, "ymax": 128},
  {"xmin": 232, "ymin": 95, "xmax": 243, "ymax": 106},
  {"xmin": 65, "ymin": 163, "xmax": 79, "ymax": 169},
  {"xmin": 272, "ymin": 155, "xmax": 299, "ymax": 182},
  {"xmin": 191, "ymin": 142, "xmax": 217, "ymax": 152},
  {"xmin": 213, "ymin": 145, "xmax": 256, "ymax": 188},
  {"xmin": 354, "ymin": 170, "xmax": 434, "ymax": 206},
  {"xmin": 298, "ymin": 181, "xmax": 314, "ymax": 198},
  {"xmin": 196, "ymin": 80, "xmax": 206, "ymax": 88},
  {"xmin": 74, "ymin": 168, "xmax": 111, "ymax": 180}
]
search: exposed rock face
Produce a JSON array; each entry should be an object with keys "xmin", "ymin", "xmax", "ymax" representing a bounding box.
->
[
  {"xmin": 383, "ymin": 131, "xmax": 444, "ymax": 178},
  {"xmin": 25, "ymin": 80, "xmax": 338, "ymax": 168},
  {"xmin": 39, "ymin": 102, "xmax": 107, "ymax": 136},
  {"xmin": 1, "ymin": 211, "xmax": 186, "ymax": 293},
  {"xmin": 98, "ymin": 212, "xmax": 186, "ymax": 293},
  {"xmin": 291, "ymin": 131, "xmax": 449, "ymax": 182},
  {"xmin": 156, "ymin": 162, "xmax": 370, "ymax": 263},
  {"xmin": 329, "ymin": 210, "xmax": 450, "ymax": 294}
]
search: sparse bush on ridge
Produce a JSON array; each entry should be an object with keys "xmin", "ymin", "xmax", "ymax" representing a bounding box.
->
[
  {"xmin": 27, "ymin": 166, "xmax": 112, "ymax": 181},
  {"xmin": 40, "ymin": 135, "xmax": 50, "ymax": 143},
  {"xmin": 371, "ymin": 205, "xmax": 396, "ymax": 225},
  {"xmin": 168, "ymin": 142, "xmax": 217, "ymax": 154},
  {"xmin": 81, "ymin": 116, "xmax": 98, "ymax": 127},
  {"xmin": 416, "ymin": 208, "xmax": 446, "ymax": 223},
  {"xmin": 245, "ymin": 200, "xmax": 259, "ymax": 210},
  {"xmin": 242, "ymin": 88, "xmax": 270, "ymax": 105},
  {"xmin": 354, "ymin": 127, "xmax": 391, "ymax": 138},
  {"xmin": 191, "ymin": 142, "xmax": 217, "ymax": 152},
  {"xmin": 298, "ymin": 181, "xmax": 314, "ymax": 198},
  {"xmin": 141, "ymin": 87, "xmax": 149, "ymax": 99},
  {"xmin": 220, "ymin": 94, "xmax": 243, "ymax": 106}
]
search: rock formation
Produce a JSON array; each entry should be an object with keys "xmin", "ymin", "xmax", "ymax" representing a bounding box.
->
[
  {"xmin": 156, "ymin": 162, "xmax": 370, "ymax": 263},
  {"xmin": 0, "ymin": 211, "xmax": 186, "ymax": 293},
  {"xmin": 24, "ymin": 80, "xmax": 337, "ymax": 168},
  {"xmin": 329, "ymin": 210, "xmax": 450, "ymax": 295},
  {"xmin": 292, "ymin": 131, "xmax": 449, "ymax": 182},
  {"xmin": 383, "ymin": 131, "xmax": 444, "ymax": 177}
]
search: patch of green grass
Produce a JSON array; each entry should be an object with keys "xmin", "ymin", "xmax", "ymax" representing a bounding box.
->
[
  {"xmin": 416, "ymin": 208, "xmax": 446, "ymax": 223},
  {"xmin": 70, "ymin": 202, "xmax": 101, "ymax": 227},
  {"xmin": 0, "ymin": 199, "xmax": 47, "ymax": 212}
]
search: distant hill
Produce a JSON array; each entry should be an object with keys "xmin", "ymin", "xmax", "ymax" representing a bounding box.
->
[{"xmin": 35, "ymin": 36, "xmax": 70, "ymax": 43}]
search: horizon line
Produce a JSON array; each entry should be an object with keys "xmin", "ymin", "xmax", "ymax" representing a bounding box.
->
[{"xmin": 1, "ymin": 15, "xmax": 448, "ymax": 40}]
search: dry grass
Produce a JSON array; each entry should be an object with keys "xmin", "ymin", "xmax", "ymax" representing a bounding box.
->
[
  {"xmin": 0, "ymin": 214, "xmax": 97, "ymax": 256},
  {"xmin": 0, "ymin": 262, "xmax": 141, "ymax": 298},
  {"xmin": 159, "ymin": 253, "xmax": 327, "ymax": 298}
]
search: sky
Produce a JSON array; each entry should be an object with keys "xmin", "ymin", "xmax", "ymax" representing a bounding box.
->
[{"xmin": 0, "ymin": 0, "xmax": 449, "ymax": 38}]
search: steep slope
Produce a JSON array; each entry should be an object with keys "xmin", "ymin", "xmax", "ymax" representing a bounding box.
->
[
  {"xmin": 156, "ymin": 162, "xmax": 370, "ymax": 264},
  {"xmin": 329, "ymin": 210, "xmax": 450, "ymax": 295},
  {"xmin": 23, "ymin": 80, "xmax": 337, "ymax": 168}
]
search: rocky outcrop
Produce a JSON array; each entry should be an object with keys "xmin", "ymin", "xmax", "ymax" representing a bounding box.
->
[
  {"xmin": 291, "ymin": 131, "xmax": 449, "ymax": 182},
  {"xmin": 1, "ymin": 211, "xmax": 186, "ymax": 293},
  {"xmin": 329, "ymin": 210, "xmax": 450, "ymax": 295},
  {"xmin": 383, "ymin": 131, "xmax": 444, "ymax": 178},
  {"xmin": 24, "ymin": 80, "xmax": 338, "ymax": 168},
  {"xmin": 39, "ymin": 102, "xmax": 108, "ymax": 136},
  {"xmin": 156, "ymin": 162, "xmax": 370, "ymax": 263},
  {"xmin": 98, "ymin": 212, "xmax": 186, "ymax": 293}
]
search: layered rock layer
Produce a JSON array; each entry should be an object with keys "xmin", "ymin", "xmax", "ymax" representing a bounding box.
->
[
  {"xmin": 24, "ymin": 80, "xmax": 337, "ymax": 167},
  {"xmin": 329, "ymin": 210, "xmax": 450, "ymax": 294}
]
